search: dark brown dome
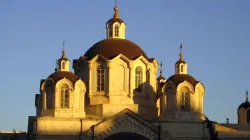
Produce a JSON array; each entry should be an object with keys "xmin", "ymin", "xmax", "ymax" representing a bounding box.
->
[
  {"xmin": 238, "ymin": 101, "xmax": 250, "ymax": 111},
  {"xmin": 167, "ymin": 74, "xmax": 199, "ymax": 87},
  {"xmin": 48, "ymin": 71, "xmax": 79, "ymax": 84},
  {"xmin": 84, "ymin": 39, "xmax": 148, "ymax": 60}
]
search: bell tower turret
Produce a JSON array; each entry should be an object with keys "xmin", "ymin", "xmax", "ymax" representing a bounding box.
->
[
  {"xmin": 106, "ymin": 0, "xmax": 126, "ymax": 39},
  {"xmin": 57, "ymin": 41, "xmax": 70, "ymax": 72},
  {"xmin": 175, "ymin": 43, "xmax": 188, "ymax": 74}
]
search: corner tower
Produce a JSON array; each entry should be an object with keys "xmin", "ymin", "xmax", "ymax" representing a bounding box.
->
[
  {"xmin": 238, "ymin": 90, "xmax": 250, "ymax": 124},
  {"xmin": 106, "ymin": 1, "xmax": 126, "ymax": 39},
  {"xmin": 160, "ymin": 44, "xmax": 205, "ymax": 121},
  {"xmin": 37, "ymin": 45, "xmax": 86, "ymax": 118}
]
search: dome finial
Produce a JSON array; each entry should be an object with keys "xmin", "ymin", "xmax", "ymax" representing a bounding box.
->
[
  {"xmin": 160, "ymin": 61, "xmax": 163, "ymax": 77},
  {"xmin": 113, "ymin": 0, "xmax": 119, "ymax": 18},
  {"xmin": 62, "ymin": 40, "xmax": 66, "ymax": 58},
  {"xmin": 55, "ymin": 59, "xmax": 58, "ymax": 72},
  {"xmin": 179, "ymin": 43, "xmax": 184, "ymax": 61},
  {"xmin": 246, "ymin": 90, "xmax": 249, "ymax": 102}
]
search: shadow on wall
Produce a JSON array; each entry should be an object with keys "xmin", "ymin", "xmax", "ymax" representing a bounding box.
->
[{"xmin": 133, "ymin": 82, "xmax": 158, "ymax": 120}]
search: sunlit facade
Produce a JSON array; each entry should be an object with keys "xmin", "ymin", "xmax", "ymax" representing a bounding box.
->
[{"xmin": 2, "ymin": 3, "xmax": 250, "ymax": 140}]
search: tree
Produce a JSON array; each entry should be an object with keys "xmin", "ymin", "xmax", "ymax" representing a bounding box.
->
[{"xmin": 204, "ymin": 116, "xmax": 220, "ymax": 140}]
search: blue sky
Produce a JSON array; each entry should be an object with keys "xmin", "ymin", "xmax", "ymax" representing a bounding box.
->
[{"xmin": 0, "ymin": 0, "xmax": 250, "ymax": 131}]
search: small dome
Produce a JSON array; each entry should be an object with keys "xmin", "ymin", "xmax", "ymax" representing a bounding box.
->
[
  {"xmin": 175, "ymin": 60, "xmax": 186, "ymax": 65},
  {"xmin": 84, "ymin": 38, "xmax": 148, "ymax": 60},
  {"xmin": 238, "ymin": 102, "xmax": 250, "ymax": 111},
  {"xmin": 106, "ymin": 6, "xmax": 125, "ymax": 26},
  {"xmin": 167, "ymin": 74, "xmax": 199, "ymax": 87},
  {"xmin": 106, "ymin": 18, "xmax": 125, "ymax": 25},
  {"xmin": 48, "ymin": 71, "xmax": 79, "ymax": 84}
]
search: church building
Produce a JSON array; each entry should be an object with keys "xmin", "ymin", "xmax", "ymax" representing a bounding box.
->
[{"xmin": 22, "ymin": 3, "xmax": 250, "ymax": 140}]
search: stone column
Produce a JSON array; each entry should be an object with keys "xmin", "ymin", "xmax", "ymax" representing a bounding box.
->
[
  {"xmin": 107, "ymin": 61, "xmax": 112, "ymax": 96},
  {"xmin": 129, "ymin": 62, "xmax": 134, "ymax": 99},
  {"xmin": 88, "ymin": 62, "xmax": 92, "ymax": 99},
  {"xmin": 54, "ymin": 88, "xmax": 58, "ymax": 110},
  {"xmin": 42, "ymin": 91, "xmax": 46, "ymax": 110}
]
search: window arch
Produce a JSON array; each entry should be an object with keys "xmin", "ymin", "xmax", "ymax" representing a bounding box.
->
[
  {"xmin": 114, "ymin": 24, "xmax": 119, "ymax": 37},
  {"xmin": 109, "ymin": 24, "xmax": 113, "ymax": 37},
  {"xmin": 180, "ymin": 87, "xmax": 190, "ymax": 111},
  {"xmin": 97, "ymin": 65, "xmax": 105, "ymax": 92},
  {"xmin": 247, "ymin": 109, "xmax": 250, "ymax": 123},
  {"xmin": 60, "ymin": 84, "xmax": 70, "ymax": 108},
  {"xmin": 46, "ymin": 84, "xmax": 54, "ymax": 109},
  {"xmin": 180, "ymin": 65, "xmax": 183, "ymax": 72},
  {"xmin": 135, "ymin": 66, "xmax": 143, "ymax": 92},
  {"xmin": 62, "ymin": 62, "xmax": 65, "ymax": 69}
]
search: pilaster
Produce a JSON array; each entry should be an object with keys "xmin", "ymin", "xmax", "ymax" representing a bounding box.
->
[
  {"xmin": 129, "ymin": 62, "xmax": 134, "ymax": 98},
  {"xmin": 88, "ymin": 62, "xmax": 92, "ymax": 98},
  {"xmin": 42, "ymin": 91, "xmax": 46, "ymax": 110},
  {"xmin": 54, "ymin": 87, "xmax": 59, "ymax": 110},
  {"xmin": 107, "ymin": 61, "xmax": 112, "ymax": 96}
]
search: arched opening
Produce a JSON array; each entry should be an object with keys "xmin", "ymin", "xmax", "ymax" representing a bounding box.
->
[
  {"xmin": 97, "ymin": 65, "xmax": 105, "ymax": 92},
  {"xmin": 247, "ymin": 109, "xmax": 250, "ymax": 123},
  {"xmin": 165, "ymin": 86, "xmax": 175, "ymax": 112},
  {"xmin": 135, "ymin": 66, "xmax": 143, "ymax": 93},
  {"xmin": 104, "ymin": 132, "xmax": 149, "ymax": 140},
  {"xmin": 180, "ymin": 87, "xmax": 190, "ymax": 111},
  {"xmin": 60, "ymin": 84, "xmax": 70, "ymax": 108},
  {"xmin": 109, "ymin": 24, "xmax": 113, "ymax": 37},
  {"xmin": 62, "ymin": 62, "xmax": 65, "ymax": 69},
  {"xmin": 46, "ymin": 84, "xmax": 54, "ymax": 109},
  {"xmin": 114, "ymin": 24, "xmax": 119, "ymax": 37},
  {"xmin": 180, "ymin": 65, "xmax": 183, "ymax": 72}
]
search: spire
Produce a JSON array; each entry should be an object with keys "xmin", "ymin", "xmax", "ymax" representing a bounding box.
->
[
  {"xmin": 160, "ymin": 61, "xmax": 163, "ymax": 77},
  {"xmin": 57, "ymin": 40, "xmax": 70, "ymax": 72},
  {"xmin": 113, "ymin": 0, "xmax": 119, "ymax": 18},
  {"xmin": 55, "ymin": 59, "xmax": 58, "ymax": 72},
  {"xmin": 246, "ymin": 90, "xmax": 249, "ymax": 102},
  {"xmin": 179, "ymin": 43, "xmax": 184, "ymax": 61},
  {"xmin": 62, "ymin": 40, "xmax": 66, "ymax": 58},
  {"xmin": 175, "ymin": 43, "xmax": 188, "ymax": 74}
]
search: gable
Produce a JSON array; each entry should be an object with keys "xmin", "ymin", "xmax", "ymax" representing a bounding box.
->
[{"xmin": 82, "ymin": 109, "xmax": 170, "ymax": 140}]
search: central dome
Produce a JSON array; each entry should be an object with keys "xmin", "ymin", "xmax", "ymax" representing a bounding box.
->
[{"xmin": 84, "ymin": 39, "xmax": 148, "ymax": 60}]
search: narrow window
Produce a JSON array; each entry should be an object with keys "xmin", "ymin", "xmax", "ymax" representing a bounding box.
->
[
  {"xmin": 97, "ymin": 65, "xmax": 105, "ymax": 92},
  {"xmin": 46, "ymin": 84, "xmax": 53, "ymax": 109},
  {"xmin": 180, "ymin": 91, "xmax": 190, "ymax": 111},
  {"xmin": 60, "ymin": 84, "xmax": 70, "ymax": 108},
  {"xmin": 247, "ymin": 110, "xmax": 250, "ymax": 123},
  {"xmin": 114, "ymin": 24, "xmax": 119, "ymax": 37},
  {"xmin": 181, "ymin": 65, "xmax": 183, "ymax": 72},
  {"xmin": 135, "ymin": 66, "xmax": 142, "ymax": 92},
  {"xmin": 62, "ymin": 62, "xmax": 65, "ymax": 69},
  {"xmin": 109, "ymin": 25, "xmax": 113, "ymax": 37}
]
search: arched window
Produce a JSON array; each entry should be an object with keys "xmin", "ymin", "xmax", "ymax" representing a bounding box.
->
[
  {"xmin": 97, "ymin": 65, "xmax": 105, "ymax": 92},
  {"xmin": 135, "ymin": 66, "xmax": 142, "ymax": 92},
  {"xmin": 62, "ymin": 62, "xmax": 65, "ymax": 69},
  {"xmin": 114, "ymin": 24, "xmax": 119, "ymax": 37},
  {"xmin": 46, "ymin": 84, "xmax": 53, "ymax": 109},
  {"xmin": 60, "ymin": 84, "xmax": 70, "ymax": 108},
  {"xmin": 109, "ymin": 25, "xmax": 113, "ymax": 37},
  {"xmin": 247, "ymin": 109, "xmax": 250, "ymax": 123},
  {"xmin": 180, "ymin": 87, "xmax": 190, "ymax": 111}
]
